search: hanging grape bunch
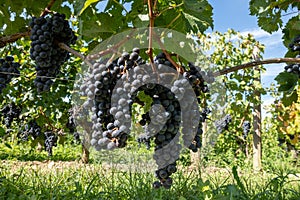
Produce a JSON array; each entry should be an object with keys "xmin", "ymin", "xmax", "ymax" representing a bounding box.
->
[
  {"xmin": 44, "ymin": 130, "xmax": 58, "ymax": 156},
  {"xmin": 76, "ymin": 45, "xmax": 214, "ymax": 189},
  {"xmin": 17, "ymin": 120, "xmax": 42, "ymax": 141},
  {"xmin": 284, "ymin": 35, "xmax": 300, "ymax": 77},
  {"xmin": 0, "ymin": 56, "xmax": 20, "ymax": 93},
  {"xmin": 66, "ymin": 109, "xmax": 80, "ymax": 143},
  {"xmin": 215, "ymin": 114, "xmax": 232, "ymax": 134},
  {"xmin": 0, "ymin": 103, "xmax": 21, "ymax": 129},
  {"xmin": 29, "ymin": 13, "xmax": 77, "ymax": 93},
  {"xmin": 242, "ymin": 120, "xmax": 251, "ymax": 140}
]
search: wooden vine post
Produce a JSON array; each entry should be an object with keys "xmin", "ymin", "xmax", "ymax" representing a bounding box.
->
[{"xmin": 253, "ymin": 66, "xmax": 262, "ymax": 171}]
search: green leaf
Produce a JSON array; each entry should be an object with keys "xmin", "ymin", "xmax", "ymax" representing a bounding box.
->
[
  {"xmin": 282, "ymin": 89, "xmax": 298, "ymax": 106},
  {"xmin": 232, "ymin": 166, "xmax": 247, "ymax": 196},
  {"xmin": 275, "ymin": 72, "xmax": 298, "ymax": 92},
  {"xmin": 182, "ymin": 0, "xmax": 213, "ymax": 32},
  {"xmin": 4, "ymin": 143, "xmax": 12, "ymax": 149},
  {"xmin": 0, "ymin": 127, "xmax": 5, "ymax": 137},
  {"xmin": 249, "ymin": 0, "xmax": 283, "ymax": 33},
  {"xmin": 74, "ymin": 0, "xmax": 86, "ymax": 15},
  {"xmin": 249, "ymin": 0, "xmax": 269, "ymax": 15},
  {"xmin": 282, "ymin": 16, "xmax": 300, "ymax": 48},
  {"xmin": 257, "ymin": 15, "xmax": 282, "ymax": 33},
  {"xmin": 79, "ymin": 8, "xmax": 118, "ymax": 39},
  {"xmin": 137, "ymin": 91, "xmax": 153, "ymax": 113},
  {"xmin": 79, "ymin": 0, "xmax": 101, "ymax": 15}
]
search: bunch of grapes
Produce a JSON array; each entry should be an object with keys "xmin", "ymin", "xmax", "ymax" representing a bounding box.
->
[
  {"xmin": 18, "ymin": 120, "xmax": 42, "ymax": 141},
  {"xmin": 44, "ymin": 130, "xmax": 58, "ymax": 156},
  {"xmin": 0, "ymin": 103, "xmax": 21, "ymax": 128},
  {"xmin": 29, "ymin": 13, "xmax": 76, "ymax": 92},
  {"xmin": 242, "ymin": 120, "xmax": 251, "ymax": 139},
  {"xmin": 78, "ymin": 48, "xmax": 212, "ymax": 188},
  {"xmin": 188, "ymin": 108, "xmax": 210, "ymax": 152},
  {"xmin": 215, "ymin": 114, "xmax": 232, "ymax": 134},
  {"xmin": 0, "ymin": 56, "xmax": 20, "ymax": 93},
  {"xmin": 284, "ymin": 35, "xmax": 300, "ymax": 77},
  {"xmin": 66, "ymin": 109, "xmax": 80, "ymax": 143}
]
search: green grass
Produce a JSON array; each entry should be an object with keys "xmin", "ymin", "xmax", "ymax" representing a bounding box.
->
[
  {"xmin": 0, "ymin": 158, "xmax": 299, "ymax": 200},
  {"xmin": 0, "ymin": 137, "xmax": 299, "ymax": 199}
]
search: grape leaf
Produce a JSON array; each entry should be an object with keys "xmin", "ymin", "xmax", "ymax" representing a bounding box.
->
[
  {"xmin": 282, "ymin": 16, "xmax": 300, "ymax": 49},
  {"xmin": 79, "ymin": 7, "xmax": 119, "ymax": 39},
  {"xmin": 257, "ymin": 15, "xmax": 282, "ymax": 33},
  {"xmin": 282, "ymin": 89, "xmax": 298, "ymax": 106},
  {"xmin": 275, "ymin": 72, "xmax": 298, "ymax": 92},
  {"xmin": 249, "ymin": 0, "xmax": 269, "ymax": 15},
  {"xmin": 78, "ymin": 0, "xmax": 101, "ymax": 15},
  {"xmin": 155, "ymin": 0, "xmax": 212, "ymax": 34},
  {"xmin": 73, "ymin": 0, "xmax": 86, "ymax": 15},
  {"xmin": 137, "ymin": 91, "xmax": 153, "ymax": 113},
  {"xmin": 182, "ymin": 0, "xmax": 213, "ymax": 32},
  {"xmin": 249, "ymin": 0, "xmax": 283, "ymax": 33},
  {"xmin": 0, "ymin": 127, "xmax": 5, "ymax": 137}
]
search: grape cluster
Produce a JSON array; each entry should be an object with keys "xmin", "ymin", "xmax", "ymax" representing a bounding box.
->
[
  {"xmin": 284, "ymin": 35, "xmax": 300, "ymax": 77},
  {"xmin": 242, "ymin": 120, "xmax": 251, "ymax": 139},
  {"xmin": 84, "ymin": 48, "xmax": 144, "ymax": 150},
  {"xmin": 29, "ymin": 13, "xmax": 76, "ymax": 92},
  {"xmin": 215, "ymin": 114, "xmax": 232, "ymax": 134},
  {"xmin": 66, "ymin": 109, "xmax": 80, "ymax": 143},
  {"xmin": 79, "ymin": 49, "xmax": 211, "ymax": 189},
  {"xmin": 0, "ymin": 56, "xmax": 20, "ymax": 93},
  {"xmin": 18, "ymin": 120, "xmax": 42, "ymax": 141},
  {"xmin": 188, "ymin": 108, "xmax": 210, "ymax": 152},
  {"xmin": 137, "ymin": 133, "xmax": 151, "ymax": 150},
  {"xmin": 0, "ymin": 103, "xmax": 21, "ymax": 128},
  {"xmin": 133, "ymin": 84, "xmax": 182, "ymax": 189},
  {"xmin": 44, "ymin": 130, "xmax": 58, "ymax": 156},
  {"xmin": 288, "ymin": 35, "xmax": 300, "ymax": 52}
]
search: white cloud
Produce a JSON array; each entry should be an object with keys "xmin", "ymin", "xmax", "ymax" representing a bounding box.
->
[{"xmin": 240, "ymin": 28, "xmax": 283, "ymax": 48}]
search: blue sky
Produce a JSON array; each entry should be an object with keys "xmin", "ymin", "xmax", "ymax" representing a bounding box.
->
[{"xmin": 208, "ymin": 0, "xmax": 290, "ymax": 117}]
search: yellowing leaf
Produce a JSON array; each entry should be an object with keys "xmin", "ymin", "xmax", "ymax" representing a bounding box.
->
[
  {"xmin": 79, "ymin": 0, "xmax": 101, "ymax": 15},
  {"xmin": 202, "ymin": 185, "xmax": 210, "ymax": 192}
]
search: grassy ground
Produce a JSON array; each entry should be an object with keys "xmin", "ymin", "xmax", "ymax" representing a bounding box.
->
[{"xmin": 0, "ymin": 140, "xmax": 299, "ymax": 199}]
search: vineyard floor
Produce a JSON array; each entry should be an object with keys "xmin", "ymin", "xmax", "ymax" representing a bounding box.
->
[{"xmin": 0, "ymin": 159, "xmax": 299, "ymax": 200}]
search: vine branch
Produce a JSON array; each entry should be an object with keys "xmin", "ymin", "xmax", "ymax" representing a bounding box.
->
[
  {"xmin": 86, "ymin": 29, "xmax": 136, "ymax": 61},
  {"xmin": 214, "ymin": 57, "xmax": 300, "ymax": 77},
  {"xmin": 58, "ymin": 42, "xmax": 85, "ymax": 60},
  {"xmin": 0, "ymin": 31, "xmax": 30, "ymax": 48},
  {"xmin": 40, "ymin": 0, "xmax": 57, "ymax": 17},
  {"xmin": 153, "ymin": 32, "xmax": 184, "ymax": 73}
]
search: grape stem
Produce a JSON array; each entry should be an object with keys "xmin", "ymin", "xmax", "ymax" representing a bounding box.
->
[
  {"xmin": 86, "ymin": 29, "xmax": 136, "ymax": 60},
  {"xmin": 214, "ymin": 57, "xmax": 300, "ymax": 77},
  {"xmin": 153, "ymin": 32, "xmax": 184, "ymax": 73},
  {"xmin": 40, "ymin": 0, "xmax": 57, "ymax": 17},
  {"xmin": 147, "ymin": 0, "xmax": 156, "ymax": 72},
  {"xmin": 58, "ymin": 42, "xmax": 85, "ymax": 60},
  {"xmin": 57, "ymin": 42, "xmax": 91, "ymax": 68},
  {"xmin": 38, "ymin": 106, "xmax": 59, "ymax": 132}
]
